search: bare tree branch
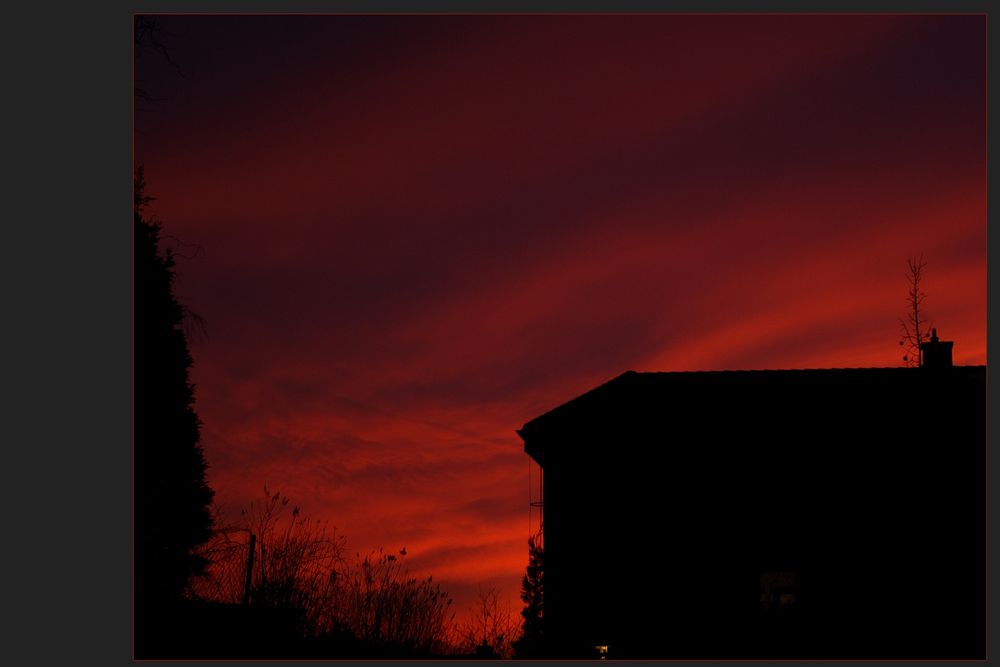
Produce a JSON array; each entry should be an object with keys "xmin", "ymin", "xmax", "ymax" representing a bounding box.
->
[
  {"xmin": 455, "ymin": 585, "xmax": 518, "ymax": 658},
  {"xmin": 898, "ymin": 256, "xmax": 932, "ymax": 367},
  {"xmin": 134, "ymin": 15, "xmax": 185, "ymax": 106}
]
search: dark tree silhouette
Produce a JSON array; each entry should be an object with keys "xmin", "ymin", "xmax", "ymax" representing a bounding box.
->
[
  {"xmin": 455, "ymin": 585, "xmax": 518, "ymax": 658},
  {"xmin": 134, "ymin": 166, "xmax": 214, "ymax": 614},
  {"xmin": 512, "ymin": 532, "xmax": 544, "ymax": 658},
  {"xmin": 899, "ymin": 256, "xmax": 932, "ymax": 367}
]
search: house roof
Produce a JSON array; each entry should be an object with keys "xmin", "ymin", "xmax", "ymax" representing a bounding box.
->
[{"xmin": 516, "ymin": 366, "xmax": 986, "ymax": 466}]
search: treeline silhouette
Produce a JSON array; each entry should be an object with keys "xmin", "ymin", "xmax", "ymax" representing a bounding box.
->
[{"xmin": 133, "ymin": 170, "xmax": 545, "ymax": 659}]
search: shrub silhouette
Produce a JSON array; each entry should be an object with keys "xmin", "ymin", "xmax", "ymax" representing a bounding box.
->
[
  {"xmin": 336, "ymin": 547, "xmax": 454, "ymax": 655},
  {"xmin": 194, "ymin": 487, "xmax": 455, "ymax": 657}
]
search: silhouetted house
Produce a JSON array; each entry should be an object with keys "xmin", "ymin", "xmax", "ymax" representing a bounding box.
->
[{"xmin": 518, "ymin": 347, "xmax": 985, "ymax": 659}]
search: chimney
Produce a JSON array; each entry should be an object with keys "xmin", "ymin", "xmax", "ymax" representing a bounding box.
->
[{"xmin": 919, "ymin": 328, "xmax": 954, "ymax": 368}]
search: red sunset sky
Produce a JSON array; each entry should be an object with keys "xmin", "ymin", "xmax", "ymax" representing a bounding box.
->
[{"xmin": 135, "ymin": 14, "xmax": 986, "ymax": 619}]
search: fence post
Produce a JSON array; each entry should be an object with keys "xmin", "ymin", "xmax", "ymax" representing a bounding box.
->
[{"xmin": 242, "ymin": 533, "xmax": 256, "ymax": 605}]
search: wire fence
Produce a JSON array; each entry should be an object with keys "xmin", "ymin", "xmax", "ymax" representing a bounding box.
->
[{"xmin": 189, "ymin": 527, "xmax": 253, "ymax": 604}]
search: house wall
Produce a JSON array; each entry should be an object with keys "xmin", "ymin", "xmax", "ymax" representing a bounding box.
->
[{"xmin": 529, "ymin": 368, "xmax": 985, "ymax": 659}]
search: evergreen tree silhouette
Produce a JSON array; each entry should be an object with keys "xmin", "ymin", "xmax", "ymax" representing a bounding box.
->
[
  {"xmin": 512, "ymin": 533, "xmax": 544, "ymax": 658},
  {"xmin": 134, "ymin": 166, "xmax": 214, "ymax": 614}
]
